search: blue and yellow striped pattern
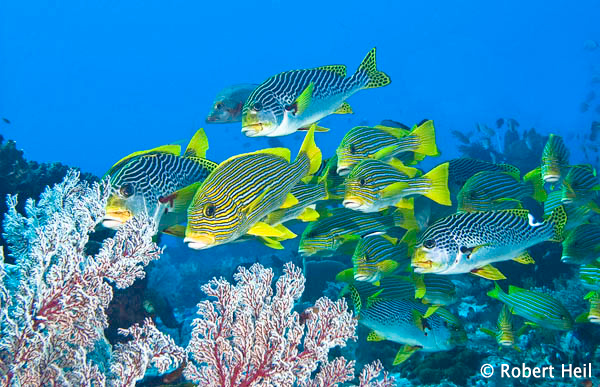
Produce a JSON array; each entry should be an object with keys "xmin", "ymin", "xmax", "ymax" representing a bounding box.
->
[
  {"xmin": 299, "ymin": 207, "xmax": 415, "ymax": 257},
  {"xmin": 541, "ymin": 134, "xmax": 569, "ymax": 183},
  {"xmin": 488, "ymin": 283, "xmax": 573, "ymax": 331}
]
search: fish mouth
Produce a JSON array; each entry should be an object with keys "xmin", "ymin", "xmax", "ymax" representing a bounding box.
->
[
  {"xmin": 101, "ymin": 211, "xmax": 132, "ymax": 229},
  {"xmin": 560, "ymin": 255, "xmax": 578, "ymax": 263},
  {"xmin": 354, "ymin": 273, "xmax": 372, "ymax": 282},
  {"xmin": 337, "ymin": 166, "xmax": 351, "ymax": 176},
  {"xmin": 242, "ymin": 123, "xmax": 265, "ymax": 137},
  {"xmin": 298, "ymin": 247, "xmax": 315, "ymax": 257},
  {"xmin": 412, "ymin": 249, "xmax": 437, "ymax": 272},
  {"xmin": 543, "ymin": 174, "xmax": 560, "ymax": 184},
  {"xmin": 343, "ymin": 199, "xmax": 364, "ymax": 210},
  {"xmin": 184, "ymin": 234, "xmax": 216, "ymax": 250}
]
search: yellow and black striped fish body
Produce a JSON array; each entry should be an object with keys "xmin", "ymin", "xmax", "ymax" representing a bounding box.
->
[
  {"xmin": 580, "ymin": 263, "xmax": 600, "ymax": 292},
  {"xmin": 457, "ymin": 170, "xmax": 546, "ymax": 212},
  {"xmin": 344, "ymin": 159, "xmax": 450, "ymax": 212},
  {"xmin": 420, "ymin": 275, "xmax": 458, "ymax": 305},
  {"xmin": 352, "ymin": 234, "xmax": 411, "ymax": 283},
  {"xmin": 359, "ymin": 299, "xmax": 466, "ymax": 352},
  {"xmin": 561, "ymin": 164, "xmax": 600, "ymax": 205},
  {"xmin": 561, "ymin": 223, "xmax": 600, "ymax": 264},
  {"xmin": 298, "ymin": 207, "xmax": 416, "ymax": 257},
  {"xmin": 412, "ymin": 206, "xmax": 567, "ymax": 275},
  {"xmin": 544, "ymin": 190, "xmax": 594, "ymax": 231},
  {"xmin": 495, "ymin": 305, "xmax": 516, "ymax": 347},
  {"xmin": 336, "ymin": 120, "xmax": 438, "ymax": 176},
  {"xmin": 103, "ymin": 136, "xmax": 216, "ymax": 232},
  {"xmin": 242, "ymin": 48, "xmax": 390, "ymax": 137},
  {"xmin": 447, "ymin": 158, "xmax": 520, "ymax": 193},
  {"xmin": 264, "ymin": 181, "xmax": 326, "ymax": 226},
  {"xmin": 488, "ymin": 283, "xmax": 573, "ymax": 331},
  {"xmin": 541, "ymin": 134, "xmax": 570, "ymax": 184},
  {"xmin": 184, "ymin": 128, "xmax": 321, "ymax": 249}
]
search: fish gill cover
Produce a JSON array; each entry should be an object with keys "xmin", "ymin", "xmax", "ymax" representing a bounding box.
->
[{"xmin": 1, "ymin": 1, "xmax": 600, "ymax": 386}]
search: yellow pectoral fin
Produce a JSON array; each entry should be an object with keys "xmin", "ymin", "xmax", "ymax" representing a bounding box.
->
[
  {"xmin": 163, "ymin": 182, "xmax": 202, "ymax": 214},
  {"xmin": 335, "ymin": 268, "xmax": 355, "ymax": 282},
  {"xmin": 161, "ymin": 224, "xmax": 186, "ymax": 238},
  {"xmin": 380, "ymin": 182, "xmax": 410, "ymax": 199},
  {"xmin": 378, "ymin": 259, "xmax": 399, "ymax": 274},
  {"xmin": 274, "ymin": 224, "xmax": 297, "ymax": 240},
  {"xmin": 279, "ymin": 193, "xmax": 299, "ymax": 209},
  {"xmin": 470, "ymin": 264, "xmax": 506, "ymax": 280},
  {"xmin": 297, "ymin": 206, "xmax": 320, "ymax": 222},
  {"xmin": 246, "ymin": 222, "xmax": 286, "ymax": 238},
  {"xmin": 259, "ymin": 236, "xmax": 284, "ymax": 250},
  {"xmin": 423, "ymin": 305, "xmax": 440, "ymax": 318},
  {"xmin": 294, "ymin": 82, "xmax": 314, "ymax": 116}
]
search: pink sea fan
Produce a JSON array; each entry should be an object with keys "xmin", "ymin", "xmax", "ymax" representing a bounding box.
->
[{"xmin": 184, "ymin": 262, "xmax": 394, "ymax": 386}]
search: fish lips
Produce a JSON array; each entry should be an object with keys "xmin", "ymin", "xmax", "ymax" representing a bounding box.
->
[
  {"xmin": 342, "ymin": 198, "xmax": 365, "ymax": 210},
  {"xmin": 336, "ymin": 166, "xmax": 351, "ymax": 176},
  {"xmin": 101, "ymin": 211, "xmax": 132, "ymax": 229},
  {"xmin": 184, "ymin": 234, "xmax": 216, "ymax": 250}
]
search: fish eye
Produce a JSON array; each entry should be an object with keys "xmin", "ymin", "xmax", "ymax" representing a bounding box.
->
[
  {"xmin": 119, "ymin": 184, "xmax": 134, "ymax": 198},
  {"xmin": 252, "ymin": 102, "xmax": 262, "ymax": 111},
  {"xmin": 349, "ymin": 144, "xmax": 356, "ymax": 154},
  {"xmin": 204, "ymin": 203, "xmax": 216, "ymax": 217},
  {"xmin": 359, "ymin": 178, "xmax": 366, "ymax": 186},
  {"xmin": 423, "ymin": 239, "xmax": 436, "ymax": 249},
  {"xmin": 459, "ymin": 246, "xmax": 469, "ymax": 254},
  {"xmin": 215, "ymin": 102, "xmax": 224, "ymax": 110}
]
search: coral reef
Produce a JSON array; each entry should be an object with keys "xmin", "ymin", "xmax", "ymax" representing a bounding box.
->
[
  {"xmin": 183, "ymin": 262, "xmax": 394, "ymax": 386},
  {"xmin": 0, "ymin": 134, "xmax": 98, "ymax": 260},
  {"xmin": 0, "ymin": 171, "xmax": 184, "ymax": 385}
]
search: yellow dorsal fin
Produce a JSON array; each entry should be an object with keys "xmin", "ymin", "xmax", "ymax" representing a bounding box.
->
[
  {"xmin": 315, "ymin": 64, "xmax": 347, "ymax": 77},
  {"xmin": 297, "ymin": 206, "xmax": 320, "ymax": 222},
  {"xmin": 333, "ymin": 102, "xmax": 353, "ymax": 114},
  {"xmin": 279, "ymin": 193, "xmax": 299, "ymax": 209},
  {"xmin": 389, "ymin": 159, "xmax": 420, "ymax": 177},
  {"xmin": 373, "ymin": 125, "xmax": 410, "ymax": 138},
  {"xmin": 184, "ymin": 129, "xmax": 209, "ymax": 159},
  {"xmin": 106, "ymin": 144, "xmax": 181, "ymax": 177},
  {"xmin": 423, "ymin": 305, "xmax": 440, "ymax": 318},
  {"xmin": 298, "ymin": 124, "xmax": 322, "ymax": 175}
]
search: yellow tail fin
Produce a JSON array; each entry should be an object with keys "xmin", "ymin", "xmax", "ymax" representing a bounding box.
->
[
  {"xmin": 298, "ymin": 124, "xmax": 322, "ymax": 175},
  {"xmin": 358, "ymin": 47, "xmax": 391, "ymax": 89},
  {"xmin": 410, "ymin": 120, "xmax": 439, "ymax": 157},
  {"xmin": 421, "ymin": 162, "xmax": 452, "ymax": 206},
  {"xmin": 523, "ymin": 168, "xmax": 547, "ymax": 202}
]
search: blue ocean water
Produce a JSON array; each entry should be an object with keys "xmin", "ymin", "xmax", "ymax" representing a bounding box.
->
[
  {"xmin": 2, "ymin": 1, "xmax": 600, "ymax": 386},
  {"xmin": 1, "ymin": 1, "xmax": 599, "ymax": 175}
]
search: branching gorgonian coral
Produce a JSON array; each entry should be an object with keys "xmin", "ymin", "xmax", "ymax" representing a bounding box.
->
[
  {"xmin": 0, "ymin": 171, "xmax": 184, "ymax": 386},
  {"xmin": 184, "ymin": 262, "xmax": 395, "ymax": 386}
]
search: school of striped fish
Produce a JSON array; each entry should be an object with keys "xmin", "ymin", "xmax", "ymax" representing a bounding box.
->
[{"xmin": 103, "ymin": 48, "xmax": 600, "ymax": 367}]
